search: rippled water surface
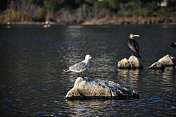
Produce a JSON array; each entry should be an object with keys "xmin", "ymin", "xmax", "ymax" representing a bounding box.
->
[{"xmin": 0, "ymin": 25, "xmax": 176, "ymax": 116}]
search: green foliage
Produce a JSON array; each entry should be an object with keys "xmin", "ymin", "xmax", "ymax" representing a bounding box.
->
[
  {"xmin": 1, "ymin": 0, "xmax": 176, "ymax": 22},
  {"xmin": 108, "ymin": 0, "xmax": 119, "ymax": 11},
  {"xmin": 92, "ymin": 1, "xmax": 107, "ymax": 12},
  {"xmin": 117, "ymin": 1, "xmax": 142, "ymax": 16},
  {"xmin": 43, "ymin": 0, "xmax": 59, "ymax": 12}
]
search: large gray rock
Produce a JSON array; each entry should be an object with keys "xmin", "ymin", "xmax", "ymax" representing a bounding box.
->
[
  {"xmin": 118, "ymin": 56, "xmax": 143, "ymax": 69},
  {"xmin": 149, "ymin": 55, "xmax": 176, "ymax": 69},
  {"xmin": 65, "ymin": 77, "xmax": 140, "ymax": 100}
]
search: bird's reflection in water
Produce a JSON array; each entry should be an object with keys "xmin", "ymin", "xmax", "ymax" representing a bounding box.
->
[
  {"xmin": 117, "ymin": 69, "xmax": 142, "ymax": 89},
  {"xmin": 162, "ymin": 67, "xmax": 175, "ymax": 78},
  {"xmin": 162, "ymin": 67, "xmax": 176, "ymax": 91},
  {"xmin": 148, "ymin": 67, "xmax": 176, "ymax": 92},
  {"xmin": 66, "ymin": 99, "xmax": 116, "ymax": 117}
]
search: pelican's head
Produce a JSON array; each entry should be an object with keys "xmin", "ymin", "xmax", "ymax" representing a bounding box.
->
[
  {"xmin": 85, "ymin": 54, "xmax": 91, "ymax": 60},
  {"xmin": 129, "ymin": 33, "xmax": 140, "ymax": 39}
]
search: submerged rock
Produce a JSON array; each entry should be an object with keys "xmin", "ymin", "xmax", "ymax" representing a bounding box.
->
[
  {"xmin": 65, "ymin": 77, "xmax": 140, "ymax": 100},
  {"xmin": 149, "ymin": 55, "xmax": 176, "ymax": 69},
  {"xmin": 118, "ymin": 56, "xmax": 143, "ymax": 69}
]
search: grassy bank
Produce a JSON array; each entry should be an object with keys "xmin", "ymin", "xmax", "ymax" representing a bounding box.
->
[
  {"xmin": 1, "ymin": 0, "xmax": 176, "ymax": 25},
  {"xmin": 0, "ymin": 10, "xmax": 176, "ymax": 25}
]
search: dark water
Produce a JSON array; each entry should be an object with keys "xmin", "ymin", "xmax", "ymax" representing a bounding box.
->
[{"xmin": 0, "ymin": 25, "xmax": 176, "ymax": 117}]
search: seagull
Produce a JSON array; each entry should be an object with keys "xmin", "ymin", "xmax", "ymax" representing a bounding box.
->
[{"xmin": 68, "ymin": 55, "xmax": 91, "ymax": 75}]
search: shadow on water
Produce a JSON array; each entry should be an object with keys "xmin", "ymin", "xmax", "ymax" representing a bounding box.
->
[{"xmin": 0, "ymin": 25, "xmax": 176, "ymax": 116}]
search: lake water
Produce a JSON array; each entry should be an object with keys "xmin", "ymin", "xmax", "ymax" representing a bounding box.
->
[{"xmin": 0, "ymin": 25, "xmax": 176, "ymax": 116}]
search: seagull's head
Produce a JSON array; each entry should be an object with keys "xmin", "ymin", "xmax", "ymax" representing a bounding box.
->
[
  {"xmin": 129, "ymin": 33, "xmax": 140, "ymax": 39},
  {"xmin": 85, "ymin": 54, "xmax": 91, "ymax": 60}
]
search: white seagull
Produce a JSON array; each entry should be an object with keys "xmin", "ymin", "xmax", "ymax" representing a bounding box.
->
[{"xmin": 69, "ymin": 54, "xmax": 91, "ymax": 73}]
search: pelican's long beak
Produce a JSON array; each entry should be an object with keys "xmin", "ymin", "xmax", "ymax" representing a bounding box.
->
[{"xmin": 133, "ymin": 34, "xmax": 140, "ymax": 37}]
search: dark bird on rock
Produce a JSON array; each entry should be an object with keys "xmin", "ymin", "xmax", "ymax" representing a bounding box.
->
[
  {"xmin": 170, "ymin": 42, "xmax": 176, "ymax": 58},
  {"xmin": 170, "ymin": 42, "xmax": 176, "ymax": 48},
  {"xmin": 128, "ymin": 33, "xmax": 141, "ymax": 58}
]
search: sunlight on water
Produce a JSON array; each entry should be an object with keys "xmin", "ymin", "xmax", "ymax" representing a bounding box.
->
[{"xmin": 0, "ymin": 25, "xmax": 176, "ymax": 116}]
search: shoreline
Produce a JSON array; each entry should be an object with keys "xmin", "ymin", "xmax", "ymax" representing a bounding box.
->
[
  {"xmin": 1, "ymin": 22, "xmax": 176, "ymax": 26},
  {"xmin": 1, "ymin": 17, "xmax": 176, "ymax": 26}
]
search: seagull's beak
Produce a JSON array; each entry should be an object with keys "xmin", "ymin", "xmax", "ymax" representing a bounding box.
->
[{"xmin": 133, "ymin": 34, "xmax": 140, "ymax": 37}]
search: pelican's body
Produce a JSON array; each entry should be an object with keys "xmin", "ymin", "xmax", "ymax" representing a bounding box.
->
[{"xmin": 128, "ymin": 34, "xmax": 141, "ymax": 58}]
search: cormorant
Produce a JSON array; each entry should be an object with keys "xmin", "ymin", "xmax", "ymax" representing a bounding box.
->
[
  {"xmin": 170, "ymin": 42, "xmax": 176, "ymax": 58},
  {"xmin": 170, "ymin": 42, "xmax": 176, "ymax": 48},
  {"xmin": 128, "ymin": 33, "xmax": 141, "ymax": 58}
]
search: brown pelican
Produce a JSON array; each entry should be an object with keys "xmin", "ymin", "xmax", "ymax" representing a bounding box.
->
[{"xmin": 128, "ymin": 33, "xmax": 141, "ymax": 58}]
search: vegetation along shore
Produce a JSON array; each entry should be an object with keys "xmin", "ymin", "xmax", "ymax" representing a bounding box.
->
[{"xmin": 0, "ymin": 0, "xmax": 176, "ymax": 25}]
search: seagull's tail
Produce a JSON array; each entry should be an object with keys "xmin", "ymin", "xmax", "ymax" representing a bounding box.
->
[{"xmin": 63, "ymin": 69, "xmax": 70, "ymax": 73}]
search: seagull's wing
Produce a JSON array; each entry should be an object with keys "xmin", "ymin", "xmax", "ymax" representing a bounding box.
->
[{"xmin": 69, "ymin": 61, "xmax": 87, "ymax": 72}]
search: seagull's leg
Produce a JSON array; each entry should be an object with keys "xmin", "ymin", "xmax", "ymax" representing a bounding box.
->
[
  {"xmin": 80, "ymin": 72, "xmax": 86, "ymax": 78},
  {"xmin": 78, "ymin": 73, "xmax": 82, "ymax": 77},
  {"xmin": 78, "ymin": 72, "xmax": 84, "ymax": 78},
  {"xmin": 81, "ymin": 72, "xmax": 84, "ymax": 78}
]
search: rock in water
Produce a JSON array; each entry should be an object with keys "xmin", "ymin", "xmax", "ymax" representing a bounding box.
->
[
  {"xmin": 149, "ymin": 55, "xmax": 176, "ymax": 69},
  {"xmin": 149, "ymin": 62, "xmax": 165, "ymax": 70},
  {"xmin": 117, "ymin": 58, "xmax": 131, "ymax": 69},
  {"xmin": 65, "ymin": 77, "xmax": 140, "ymax": 100},
  {"xmin": 158, "ymin": 55, "xmax": 175, "ymax": 66},
  {"xmin": 118, "ymin": 55, "xmax": 143, "ymax": 69}
]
